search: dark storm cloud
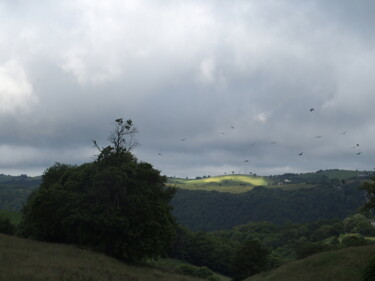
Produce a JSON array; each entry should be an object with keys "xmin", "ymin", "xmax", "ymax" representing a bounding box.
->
[{"xmin": 0, "ymin": 0, "xmax": 374, "ymax": 177}]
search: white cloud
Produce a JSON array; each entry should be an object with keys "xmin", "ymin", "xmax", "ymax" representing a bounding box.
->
[{"xmin": 0, "ymin": 60, "xmax": 37, "ymax": 114}]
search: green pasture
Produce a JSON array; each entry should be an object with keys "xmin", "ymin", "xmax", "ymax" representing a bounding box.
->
[{"xmin": 168, "ymin": 174, "xmax": 268, "ymax": 193}]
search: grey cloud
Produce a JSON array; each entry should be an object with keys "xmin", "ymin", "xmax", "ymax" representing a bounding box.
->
[{"xmin": 0, "ymin": 0, "xmax": 374, "ymax": 177}]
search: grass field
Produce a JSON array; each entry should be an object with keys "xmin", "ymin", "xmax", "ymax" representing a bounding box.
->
[
  {"xmin": 247, "ymin": 245, "xmax": 375, "ymax": 281},
  {"xmin": 0, "ymin": 209, "xmax": 22, "ymax": 225},
  {"xmin": 168, "ymin": 174, "xmax": 268, "ymax": 193},
  {"xmin": 0, "ymin": 234, "xmax": 207, "ymax": 281}
]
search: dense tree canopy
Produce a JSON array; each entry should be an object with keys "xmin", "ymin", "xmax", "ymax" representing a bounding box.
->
[
  {"xmin": 361, "ymin": 177, "xmax": 375, "ymax": 212},
  {"xmin": 19, "ymin": 119, "xmax": 177, "ymax": 262}
]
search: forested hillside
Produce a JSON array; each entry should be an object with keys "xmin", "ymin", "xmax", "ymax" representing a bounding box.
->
[
  {"xmin": 0, "ymin": 174, "xmax": 41, "ymax": 211},
  {"xmin": 172, "ymin": 180, "xmax": 365, "ymax": 231}
]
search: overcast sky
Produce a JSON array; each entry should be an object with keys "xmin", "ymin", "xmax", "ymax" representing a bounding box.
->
[{"xmin": 1, "ymin": 0, "xmax": 375, "ymax": 177}]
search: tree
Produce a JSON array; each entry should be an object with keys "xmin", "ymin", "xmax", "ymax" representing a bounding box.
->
[
  {"xmin": 230, "ymin": 239, "xmax": 269, "ymax": 281},
  {"xmin": 20, "ymin": 119, "xmax": 176, "ymax": 262},
  {"xmin": 361, "ymin": 177, "xmax": 375, "ymax": 212}
]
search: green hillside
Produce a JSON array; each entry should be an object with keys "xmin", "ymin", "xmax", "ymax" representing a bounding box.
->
[
  {"xmin": 168, "ymin": 174, "xmax": 268, "ymax": 193},
  {"xmin": 169, "ymin": 170, "xmax": 374, "ymax": 194},
  {"xmin": 0, "ymin": 233, "xmax": 209, "ymax": 281},
  {"xmin": 247, "ymin": 245, "xmax": 375, "ymax": 281}
]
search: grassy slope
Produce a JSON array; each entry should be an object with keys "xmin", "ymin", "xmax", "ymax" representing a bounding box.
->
[
  {"xmin": 247, "ymin": 245, "xmax": 375, "ymax": 281},
  {"xmin": 0, "ymin": 234, "xmax": 205, "ymax": 281}
]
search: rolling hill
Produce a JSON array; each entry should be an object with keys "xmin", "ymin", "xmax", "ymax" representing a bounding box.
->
[
  {"xmin": 247, "ymin": 245, "xmax": 375, "ymax": 281},
  {"xmin": 168, "ymin": 174, "xmax": 268, "ymax": 193},
  {"xmin": 0, "ymin": 233, "xmax": 217, "ymax": 281}
]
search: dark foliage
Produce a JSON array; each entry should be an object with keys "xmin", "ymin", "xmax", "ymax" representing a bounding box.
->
[
  {"xmin": 19, "ymin": 119, "xmax": 177, "ymax": 262},
  {"xmin": 230, "ymin": 239, "xmax": 269, "ymax": 281},
  {"xmin": 0, "ymin": 216, "xmax": 15, "ymax": 235},
  {"xmin": 172, "ymin": 183, "xmax": 365, "ymax": 231},
  {"xmin": 362, "ymin": 255, "xmax": 375, "ymax": 281},
  {"xmin": 168, "ymin": 226, "xmax": 237, "ymax": 276},
  {"xmin": 361, "ymin": 177, "xmax": 375, "ymax": 212},
  {"xmin": 341, "ymin": 234, "xmax": 367, "ymax": 247}
]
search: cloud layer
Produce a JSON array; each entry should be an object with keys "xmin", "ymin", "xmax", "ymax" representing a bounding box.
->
[{"xmin": 1, "ymin": 0, "xmax": 375, "ymax": 177}]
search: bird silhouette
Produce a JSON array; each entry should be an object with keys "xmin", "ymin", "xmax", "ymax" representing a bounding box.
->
[
  {"xmin": 356, "ymin": 152, "xmax": 361, "ymax": 155},
  {"xmin": 158, "ymin": 153, "xmax": 162, "ymax": 156},
  {"xmin": 244, "ymin": 160, "xmax": 249, "ymax": 162},
  {"xmin": 310, "ymin": 108, "xmax": 314, "ymax": 112},
  {"xmin": 299, "ymin": 152, "xmax": 303, "ymax": 156},
  {"xmin": 181, "ymin": 138, "xmax": 186, "ymax": 141},
  {"xmin": 314, "ymin": 136, "xmax": 322, "ymax": 139}
]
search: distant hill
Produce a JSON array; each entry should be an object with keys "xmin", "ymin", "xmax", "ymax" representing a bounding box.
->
[
  {"xmin": 0, "ymin": 233, "xmax": 212, "ymax": 281},
  {"xmin": 168, "ymin": 174, "xmax": 268, "ymax": 193},
  {"xmin": 0, "ymin": 174, "xmax": 41, "ymax": 211},
  {"xmin": 247, "ymin": 245, "xmax": 375, "ymax": 281},
  {"xmin": 169, "ymin": 169, "xmax": 374, "ymax": 194},
  {"xmin": 171, "ymin": 174, "xmax": 367, "ymax": 231}
]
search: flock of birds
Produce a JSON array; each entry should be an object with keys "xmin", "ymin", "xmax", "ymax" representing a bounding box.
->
[{"xmin": 156, "ymin": 107, "xmax": 363, "ymax": 168}]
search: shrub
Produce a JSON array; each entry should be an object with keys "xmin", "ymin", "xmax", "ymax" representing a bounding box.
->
[
  {"xmin": 341, "ymin": 234, "xmax": 367, "ymax": 247},
  {"xmin": 175, "ymin": 265, "xmax": 220, "ymax": 280}
]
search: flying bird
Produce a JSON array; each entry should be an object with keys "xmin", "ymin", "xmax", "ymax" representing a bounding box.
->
[
  {"xmin": 299, "ymin": 152, "xmax": 303, "ymax": 156},
  {"xmin": 356, "ymin": 152, "xmax": 361, "ymax": 155},
  {"xmin": 310, "ymin": 108, "xmax": 314, "ymax": 112},
  {"xmin": 244, "ymin": 160, "xmax": 249, "ymax": 162},
  {"xmin": 158, "ymin": 153, "xmax": 162, "ymax": 156},
  {"xmin": 181, "ymin": 138, "xmax": 186, "ymax": 141},
  {"xmin": 314, "ymin": 136, "xmax": 322, "ymax": 139},
  {"xmin": 342, "ymin": 130, "xmax": 347, "ymax": 135}
]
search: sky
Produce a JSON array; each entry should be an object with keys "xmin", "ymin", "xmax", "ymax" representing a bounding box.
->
[{"xmin": 1, "ymin": 0, "xmax": 375, "ymax": 178}]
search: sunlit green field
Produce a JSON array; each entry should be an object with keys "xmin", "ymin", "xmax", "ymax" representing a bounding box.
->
[{"xmin": 168, "ymin": 174, "xmax": 268, "ymax": 193}]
